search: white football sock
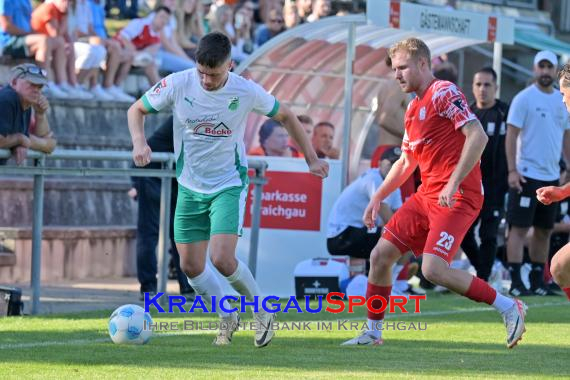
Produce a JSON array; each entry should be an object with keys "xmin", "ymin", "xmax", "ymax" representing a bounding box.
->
[
  {"xmin": 226, "ymin": 260, "xmax": 262, "ymax": 313},
  {"xmin": 367, "ymin": 319, "xmax": 383, "ymax": 339},
  {"xmin": 187, "ymin": 267, "xmax": 231, "ymax": 317},
  {"xmin": 492, "ymin": 293, "xmax": 516, "ymax": 314}
]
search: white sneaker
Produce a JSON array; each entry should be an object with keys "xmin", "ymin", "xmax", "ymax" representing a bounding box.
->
[
  {"xmin": 44, "ymin": 82, "xmax": 70, "ymax": 99},
  {"xmin": 503, "ymin": 298, "xmax": 527, "ymax": 348},
  {"xmin": 212, "ymin": 312, "xmax": 240, "ymax": 346},
  {"xmin": 60, "ymin": 83, "xmax": 94, "ymax": 100},
  {"xmin": 341, "ymin": 330, "xmax": 383, "ymax": 346},
  {"xmin": 106, "ymin": 85, "xmax": 136, "ymax": 102},
  {"xmin": 253, "ymin": 311, "xmax": 276, "ymax": 348},
  {"xmin": 91, "ymin": 85, "xmax": 114, "ymax": 101}
]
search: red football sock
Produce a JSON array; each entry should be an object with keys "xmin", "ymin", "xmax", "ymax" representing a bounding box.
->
[
  {"xmin": 397, "ymin": 263, "xmax": 409, "ymax": 281},
  {"xmin": 367, "ymin": 282, "xmax": 391, "ymax": 320},
  {"xmin": 564, "ymin": 287, "xmax": 570, "ymax": 301},
  {"xmin": 464, "ymin": 276, "xmax": 497, "ymax": 305}
]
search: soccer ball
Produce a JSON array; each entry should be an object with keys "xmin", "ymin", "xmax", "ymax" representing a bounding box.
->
[{"xmin": 108, "ymin": 304, "xmax": 153, "ymax": 345}]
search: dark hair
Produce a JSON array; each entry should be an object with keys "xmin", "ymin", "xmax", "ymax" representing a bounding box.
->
[
  {"xmin": 297, "ymin": 114, "xmax": 313, "ymax": 125},
  {"xmin": 259, "ymin": 119, "xmax": 283, "ymax": 146},
  {"xmin": 196, "ymin": 32, "xmax": 231, "ymax": 68},
  {"xmin": 475, "ymin": 66, "xmax": 497, "ymax": 82},
  {"xmin": 154, "ymin": 5, "xmax": 171, "ymax": 15},
  {"xmin": 558, "ymin": 63, "xmax": 570, "ymax": 88},
  {"xmin": 433, "ymin": 62, "xmax": 458, "ymax": 84},
  {"xmin": 314, "ymin": 121, "xmax": 334, "ymax": 130}
]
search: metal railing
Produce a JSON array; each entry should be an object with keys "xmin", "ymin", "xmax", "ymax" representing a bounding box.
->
[{"xmin": 0, "ymin": 148, "xmax": 268, "ymax": 314}]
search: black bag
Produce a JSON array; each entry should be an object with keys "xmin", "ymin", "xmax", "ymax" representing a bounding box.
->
[{"xmin": 0, "ymin": 286, "xmax": 24, "ymax": 316}]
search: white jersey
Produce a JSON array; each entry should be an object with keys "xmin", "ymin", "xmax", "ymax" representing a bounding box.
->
[
  {"xmin": 507, "ymin": 84, "xmax": 570, "ymax": 181},
  {"xmin": 326, "ymin": 169, "xmax": 402, "ymax": 238},
  {"xmin": 142, "ymin": 69, "xmax": 279, "ymax": 193}
]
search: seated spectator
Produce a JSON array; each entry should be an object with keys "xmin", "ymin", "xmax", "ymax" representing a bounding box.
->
[
  {"xmin": 327, "ymin": 147, "xmax": 405, "ymax": 291},
  {"xmin": 248, "ymin": 119, "xmax": 302, "ymax": 157},
  {"xmin": 208, "ymin": 4, "xmax": 244, "ymax": 62},
  {"xmin": 296, "ymin": 0, "xmax": 312, "ymax": 23},
  {"xmin": 254, "ymin": 8, "xmax": 285, "ymax": 47},
  {"xmin": 115, "ymin": 6, "xmax": 171, "ymax": 85},
  {"xmin": 283, "ymin": 0, "xmax": 300, "ymax": 29},
  {"xmin": 154, "ymin": 0, "xmax": 195, "ymax": 74},
  {"xmin": 0, "ymin": 64, "xmax": 56, "ymax": 165},
  {"xmin": 88, "ymin": 0, "xmax": 135, "ymax": 101},
  {"xmin": 174, "ymin": 0, "xmax": 204, "ymax": 59},
  {"xmin": 233, "ymin": 5, "xmax": 254, "ymax": 61},
  {"xmin": 306, "ymin": 0, "xmax": 331, "ymax": 22},
  {"xmin": 0, "ymin": 0, "xmax": 68, "ymax": 98},
  {"xmin": 31, "ymin": 0, "xmax": 94, "ymax": 99},
  {"xmin": 288, "ymin": 114, "xmax": 312, "ymax": 156},
  {"xmin": 312, "ymin": 121, "xmax": 339, "ymax": 159}
]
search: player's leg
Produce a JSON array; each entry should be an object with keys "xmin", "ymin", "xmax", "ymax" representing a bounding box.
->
[
  {"xmin": 207, "ymin": 185, "xmax": 275, "ymax": 347},
  {"xmin": 477, "ymin": 206, "xmax": 502, "ymax": 282},
  {"xmin": 342, "ymin": 195, "xmax": 428, "ymax": 346},
  {"xmin": 423, "ymin": 202, "xmax": 526, "ymax": 348},
  {"xmin": 551, "ymin": 243, "xmax": 570, "ymax": 300},
  {"xmin": 174, "ymin": 185, "xmax": 238, "ymax": 346}
]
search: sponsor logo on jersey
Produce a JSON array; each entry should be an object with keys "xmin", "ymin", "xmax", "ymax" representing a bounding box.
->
[
  {"xmin": 152, "ymin": 79, "xmax": 167, "ymax": 94},
  {"xmin": 419, "ymin": 107, "xmax": 426, "ymax": 120},
  {"xmin": 193, "ymin": 122, "xmax": 232, "ymax": 138},
  {"xmin": 184, "ymin": 96, "xmax": 195, "ymax": 107}
]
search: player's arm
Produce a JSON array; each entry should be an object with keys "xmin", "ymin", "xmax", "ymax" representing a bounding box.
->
[
  {"xmin": 363, "ymin": 151, "xmax": 417, "ymax": 228},
  {"xmin": 537, "ymin": 182, "xmax": 570, "ymax": 205},
  {"xmin": 272, "ymin": 104, "xmax": 329, "ymax": 178},
  {"xmin": 440, "ymin": 119, "xmax": 488, "ymax": 207},
  {"xmin": 563, "ymin": 129, "xmax": 570, "ymax": 171},
  {"xmin": 506, "ymin": 123, "xmax": 525, "ymax": 192},
  {"xmin": 127, "ymin": 99, "xmax": 152, "ymax": 166}
]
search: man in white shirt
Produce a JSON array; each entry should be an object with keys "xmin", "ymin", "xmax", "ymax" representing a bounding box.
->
[
  {"xmin": 127, "ymin": 32, "xmax": 328, "ymax": 348},
  {"xmin": 506, "ymin": 50, "xmax": 570, "ymax": 296}
]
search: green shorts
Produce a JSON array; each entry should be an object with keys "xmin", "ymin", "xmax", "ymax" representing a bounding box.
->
[{"xmin": 174, "ymin": 183, "xmax": 248, "ymax": 243}]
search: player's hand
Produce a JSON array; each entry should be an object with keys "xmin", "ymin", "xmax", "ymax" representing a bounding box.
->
[
  {"xmin": 438, "ymin": 182, "xmax": 459, "ymax": 208},
  {"xmin": 508, "ymin": 171, "xmax": 526, "ymax": 193},
  {"xmin": 132, "ymin": 142, "xmax": 152, "ymax": 167},
  {"xmin": 308, "ymin": 159, "xmax": 329, "ymax": 178},
  {"xmin": 536, "ymin": 186, "xmax": 563, "ymax": 205},
  {"xmin": 363, "ymin": 195, "xmax": 382, "ymax": 229}
]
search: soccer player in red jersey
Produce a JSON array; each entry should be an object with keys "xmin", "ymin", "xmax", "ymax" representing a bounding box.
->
[
  {"xmin": 342, "ymin": 38, "xmax": 527, "ymax": 349},
  {"xmin": 536, "ymin": 63, "xmax": 570, "ymax": 301}
]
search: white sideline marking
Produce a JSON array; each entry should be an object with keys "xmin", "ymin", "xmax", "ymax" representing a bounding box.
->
[{"xmin": 0, "ymin": 301, "xmax": 566, "ymax": 350}]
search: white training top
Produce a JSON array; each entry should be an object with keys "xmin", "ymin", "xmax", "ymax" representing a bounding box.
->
[
  {"xmin": 507, "ymin": 84, "xmax": 570, "ymax": 181},
  {"xmin": 326, "ymin": 169, "xmax": 402, "ymax": 238},
  {"xmin": 142, "ymin": 69, "xmax": 279, "ymax": 193}
]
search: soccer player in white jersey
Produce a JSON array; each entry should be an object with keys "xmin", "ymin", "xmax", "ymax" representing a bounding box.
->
[{"xmin": 127, "ymin": 32, "xmax": 329, "ymax": 347}]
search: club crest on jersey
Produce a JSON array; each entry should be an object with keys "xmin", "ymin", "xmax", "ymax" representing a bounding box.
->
[
  {"xmin": 152, "ymin": 79, "xmax": 167, "ymax": 94},
  {"xmin": 193, "ymin": 122, "xmax": 232, "ymax": 138},
  {"xmin": 228, "ymin": 97, "xmax": 240, "ymax": 111},
  {"xmin": 419, "ymin": 107, "xmax": 426, "ymax": 120},
  {"xmin": 451, "ymin": 96, "xmax": 465, "ymax": 111}
]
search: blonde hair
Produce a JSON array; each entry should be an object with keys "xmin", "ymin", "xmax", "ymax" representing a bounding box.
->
[
  {"xmin": 558, "ymin": 63, "xmax": 570, "ymax": 88},
  {"xmin": 388, "ymin": 38, "xmax": 432, "ymax": 69},
  {"xmin": 175, "ymin": 0, "xmax": 204, "ymax": 46}
]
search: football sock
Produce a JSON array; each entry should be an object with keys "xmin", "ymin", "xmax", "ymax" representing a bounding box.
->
[
  {"xmin": 366, "ymin": 282, "xmax": 391, "ymax": 338},
  {"xmin": 187, "ymin": 267, "xmax": 231, "ymax": 317},
  {"xmin": 367, "ymin": 319, "xmax": 383, "ymax": 339},
  {"xmin": 564, "ymin": 287, "xmax": 570, "ymax": 300},
  {"xmin": 464, "ymin": 275, "xmax": 497, "ymax": 305},
  {"xmin": 226, "ymin": 260, "xmax": 262, "ymax": 313},
  {"xmin": 492, "ymin": 293, "xmax": 516, "ymax": 313},
  {"xmin": 508, "ymin": 263, "xmax": 523, "ymax": 287}
]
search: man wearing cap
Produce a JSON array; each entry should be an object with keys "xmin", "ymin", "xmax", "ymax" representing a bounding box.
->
[
  {"xmin": 326, "ymin": 146, "xmax": 403, "ymax": 280},
  {"xmin": 505, "ymin": 50, "xmax": 570, "ymax": 296},
  {"xmin": 0, "ymin": 63, "xmax": 55, "ymax": 164}
]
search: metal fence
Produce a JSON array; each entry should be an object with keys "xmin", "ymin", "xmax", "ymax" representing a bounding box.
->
[{"xmin": 0, "ymin": 148, "xmax": 268, "ymax": 314}]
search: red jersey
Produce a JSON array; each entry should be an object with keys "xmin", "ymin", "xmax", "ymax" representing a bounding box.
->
[
  {"xmin": 117, "ymin": 17, "xmax": 161, "ymax": 50},
  {"xmin": 31, "ymin": 3, "xmax": 66, "ymax": 37},
  {"xmin": 402, "ymin": 80, "xmax": 483, "ymax": 202}
]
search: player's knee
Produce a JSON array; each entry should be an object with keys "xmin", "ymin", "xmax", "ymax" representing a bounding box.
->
[
  {"xmin": 550, "ymin": 255, "xmax": 568, "ymax": 284},
  {"xmin": 370, "ymin": 248, "xmax": 395, "ymax": 272},
  {"xmin": 210, "ymin": 255, "xmax": 234, "ymax": 276},
  {"xmin": 422, "ymin": 265, "xmax": 445, "ymax": 285}
]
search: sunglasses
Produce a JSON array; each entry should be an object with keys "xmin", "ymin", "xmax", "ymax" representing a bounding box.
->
[
  {"xmin": 15, "ymin": 65, "xmax": 47, "ymax": 78},
  {"xmin": 270, "ymin": 18, "xmax": 284, "ymax": 23}
]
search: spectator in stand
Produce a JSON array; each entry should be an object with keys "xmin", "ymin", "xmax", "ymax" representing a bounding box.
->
[
  {"xmin": 208, "ymin": 4, "xmax": 249, "ymax": 63},
  {"xmin": 175, "ymin": 0, "xmax": 204, "ymax": 59},
  {"xmin": 116, "ymin": 6, "xmax": 172, "ymax": 85},
  {"xmin": 155, "ymin": 0, "xmax": 195, "ymax": 74},
  {"xmin": 283, "ymin": 0, "xmax": 300, "ymax": 29},
  {"xmin": 288, "ymin": 114, "xmax": 313, "ymax": 156},
  {"xmin": 254, "ymin": 8, "xmax": 285, "ymax": 47},
  {"xmin": 233, "ymin": 5, "xmax": 254, "ymax": 62},
  {"xmin": 306, "ymin": 0, "xmax": 331, "ymax": 22},
  {"xmin": 31, "ymin": 0, "xmax": 94, "ymax": 99},
  {"xmin": 312, "ymin": 121, "xmax": 339, "ymax": 159},
  {"xmin": 248, "ymin": 119, "xmax": 302, "ymax": 157},
  {"xmin": 0, "ymin": 64, "xmax": 56, "ymax": 165},
  {"xmin": 296, "ymin": 0, "xmax": 312, "ymax": 23},
  {"xmin": 201, "ymin": 0, "xmax": 212, "ymax": 34},
  {"xmin": 88, "ymin": 0, "xmax": 135, "ymax": 101},
  {"xmin": 0, "ymin": 0, "xmax": 69, "ymax": 99}
]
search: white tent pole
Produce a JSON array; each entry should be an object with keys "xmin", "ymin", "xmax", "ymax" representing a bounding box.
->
[
  {"xmin": 341, "ymin": 22, "xmax": 356, "ymax": 189},
  {"xmin": 493, "ymin": 42, "xmax": 503, "ymax": 98}
]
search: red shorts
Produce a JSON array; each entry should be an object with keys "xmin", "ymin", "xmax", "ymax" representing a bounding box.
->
[{"xmin": 383, "ymin": 192, "xmax": 481, "ymax": 264}]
